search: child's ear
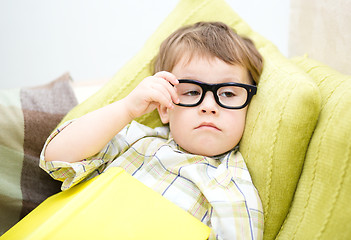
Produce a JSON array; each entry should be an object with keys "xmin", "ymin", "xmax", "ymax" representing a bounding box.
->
[{"xmin": 157, "ymin": 104, "xmax": 170, "ymax": 124}]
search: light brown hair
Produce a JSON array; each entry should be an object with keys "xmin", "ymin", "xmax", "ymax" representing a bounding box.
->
[{"xmin": 153, "ymin": 22, "xmax": 263, "ymax": 84}]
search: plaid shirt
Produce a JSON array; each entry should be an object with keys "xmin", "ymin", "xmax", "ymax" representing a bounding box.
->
[{"xmin": 40, "ymin": 120, "xmax": 263, "ymax": 240}]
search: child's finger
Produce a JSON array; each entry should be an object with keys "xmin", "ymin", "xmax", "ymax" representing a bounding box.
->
[
  {"xmin": 149, "ymin": 86, "xmax": 174, "ymax": 109},
  {"xmin": 151, "ymin": 82, "xmax": 177, "ymax": 107},
  {"xmin": 154, "ymin": 71, "xmax": 179, "ymax": 86},
  {"xmin": 154, "ymin": 77, "xmax": 179, "ymax": 104}
]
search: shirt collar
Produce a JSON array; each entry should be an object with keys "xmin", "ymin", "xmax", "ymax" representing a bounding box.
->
[{"xmin": 166, "ymin": 132, "xmax": 239, "ymax": 160}]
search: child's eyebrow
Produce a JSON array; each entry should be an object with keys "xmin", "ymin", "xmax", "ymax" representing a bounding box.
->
[
  {"xmin": 177, "ymin": 74, "xmax": 199, "ymax": 80},
  {"xmin": 220, "ymin": 77, "xmax": 242, "ymax": 82},
  {"xmin": 177, "ymin": 76, "xmax": 241, "ymax": 82}
]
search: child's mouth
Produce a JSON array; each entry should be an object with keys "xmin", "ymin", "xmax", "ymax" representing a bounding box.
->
[{"xmin": 195, "ymin": 122, "xmax": 221, "ymax": 131}]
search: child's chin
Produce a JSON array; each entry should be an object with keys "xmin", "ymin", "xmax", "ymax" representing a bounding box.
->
[{"xmin": 189, "ymin": 144, "xmax": 230, "ymax": 157}]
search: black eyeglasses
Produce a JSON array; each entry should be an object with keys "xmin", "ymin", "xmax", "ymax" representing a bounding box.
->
[{"xmin": 174, "ymin": 79, "xmax": 257, "ymax": 109}]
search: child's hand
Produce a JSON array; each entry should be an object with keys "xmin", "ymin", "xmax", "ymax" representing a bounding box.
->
[{"xmin": 123, "ymin": 71, "xmax": 180, "ymax": 119}]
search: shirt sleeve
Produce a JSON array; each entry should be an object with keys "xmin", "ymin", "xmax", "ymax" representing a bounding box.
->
[
  {"xmin": 39, "ymin": 120, "xmax": 122, "ymax": 190},
  {"xmin": 39, "ymin": 120, "xmax": 169, "ymax": 191}
]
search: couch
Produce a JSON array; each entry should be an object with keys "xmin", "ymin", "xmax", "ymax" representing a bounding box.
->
[{"xmin": 1, "ymin": 0, "xmax": 350, "ymax": 239}]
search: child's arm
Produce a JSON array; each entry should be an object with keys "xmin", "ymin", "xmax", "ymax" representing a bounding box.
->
[{"xmin": 44, "ymin": 71, "xmax": 179, "ymax": 163}]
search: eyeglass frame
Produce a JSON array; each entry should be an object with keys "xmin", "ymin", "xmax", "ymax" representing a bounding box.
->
[{"xmin": 173, "ymin": 79, "xmax": 257, "ymax": 110}]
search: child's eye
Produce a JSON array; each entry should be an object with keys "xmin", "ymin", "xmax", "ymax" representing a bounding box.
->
[
  {"xmin": 219, "ymin": 91, "xmax": 236, "ymax": 98},
  {"xmin": 184, "ymin": 90, "xmax": 201, "ymax": 96}
]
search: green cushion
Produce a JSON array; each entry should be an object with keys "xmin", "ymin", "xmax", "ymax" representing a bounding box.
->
[
  {"xmin": 59, "ymin": 0, "xmax": 321, "ymax": 239},
  {"xmin": 239, "ymin": 52, "xmax": 320, "ymax": 239},
  {"xmin": 276, "ymin": 56, "xmax": 351, "ymax": 240}
]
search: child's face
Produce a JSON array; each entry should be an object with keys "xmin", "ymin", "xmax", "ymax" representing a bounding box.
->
[{"xmin": 158, "ymin": 55, "xmax": 251, "ymax": 157}]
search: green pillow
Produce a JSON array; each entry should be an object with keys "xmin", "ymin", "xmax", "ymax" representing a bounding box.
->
[
  {"xmin": 276, "ymin": 56, "xmax": 351, "ymax": 240},
  {"xmin": 239, "ymin": 50, "xmax": 320, "ymax": 239},
  {"xmin": 59, "ymin": 0, "xmax": 321, "ymax": 239}
]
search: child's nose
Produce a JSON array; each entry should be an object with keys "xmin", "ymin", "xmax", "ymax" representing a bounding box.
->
[{"xmin": 199, "ymin": 92, "xmax": 219, "ymax": 114}]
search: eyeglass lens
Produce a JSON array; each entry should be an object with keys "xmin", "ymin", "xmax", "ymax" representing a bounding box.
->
[{"xmin": 175, "ymin": 82, "xmax": 248, "ymax": 108}]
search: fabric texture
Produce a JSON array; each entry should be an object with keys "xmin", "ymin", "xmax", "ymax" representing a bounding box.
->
[
  {"xmin": 40, "ymin": 120, "xmax": 263, "ymax": 240},
  {"xmin": 276, "ymin": 56, "xmax": 351, "ymax": 240},
  {"xmin": 0, "ymin": 73, "xmax": 78, "ymax": 235},
  {"xmin": 57, "ymin": 0, "xmax": 321, "ymax": 239},
  {"xmin": 239, "ymin": 45, "xmax": 320, "ymax": 239}
]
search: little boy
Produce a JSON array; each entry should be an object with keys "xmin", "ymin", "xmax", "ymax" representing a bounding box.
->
[{"xmin": 40, "ymin": 22, "xmax": 264, "ymax": 239}]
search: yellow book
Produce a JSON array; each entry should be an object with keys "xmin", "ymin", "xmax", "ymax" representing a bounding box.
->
[{"xmin": 2, "ymin": 167, "xmax": 210, "ymax": 240}]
